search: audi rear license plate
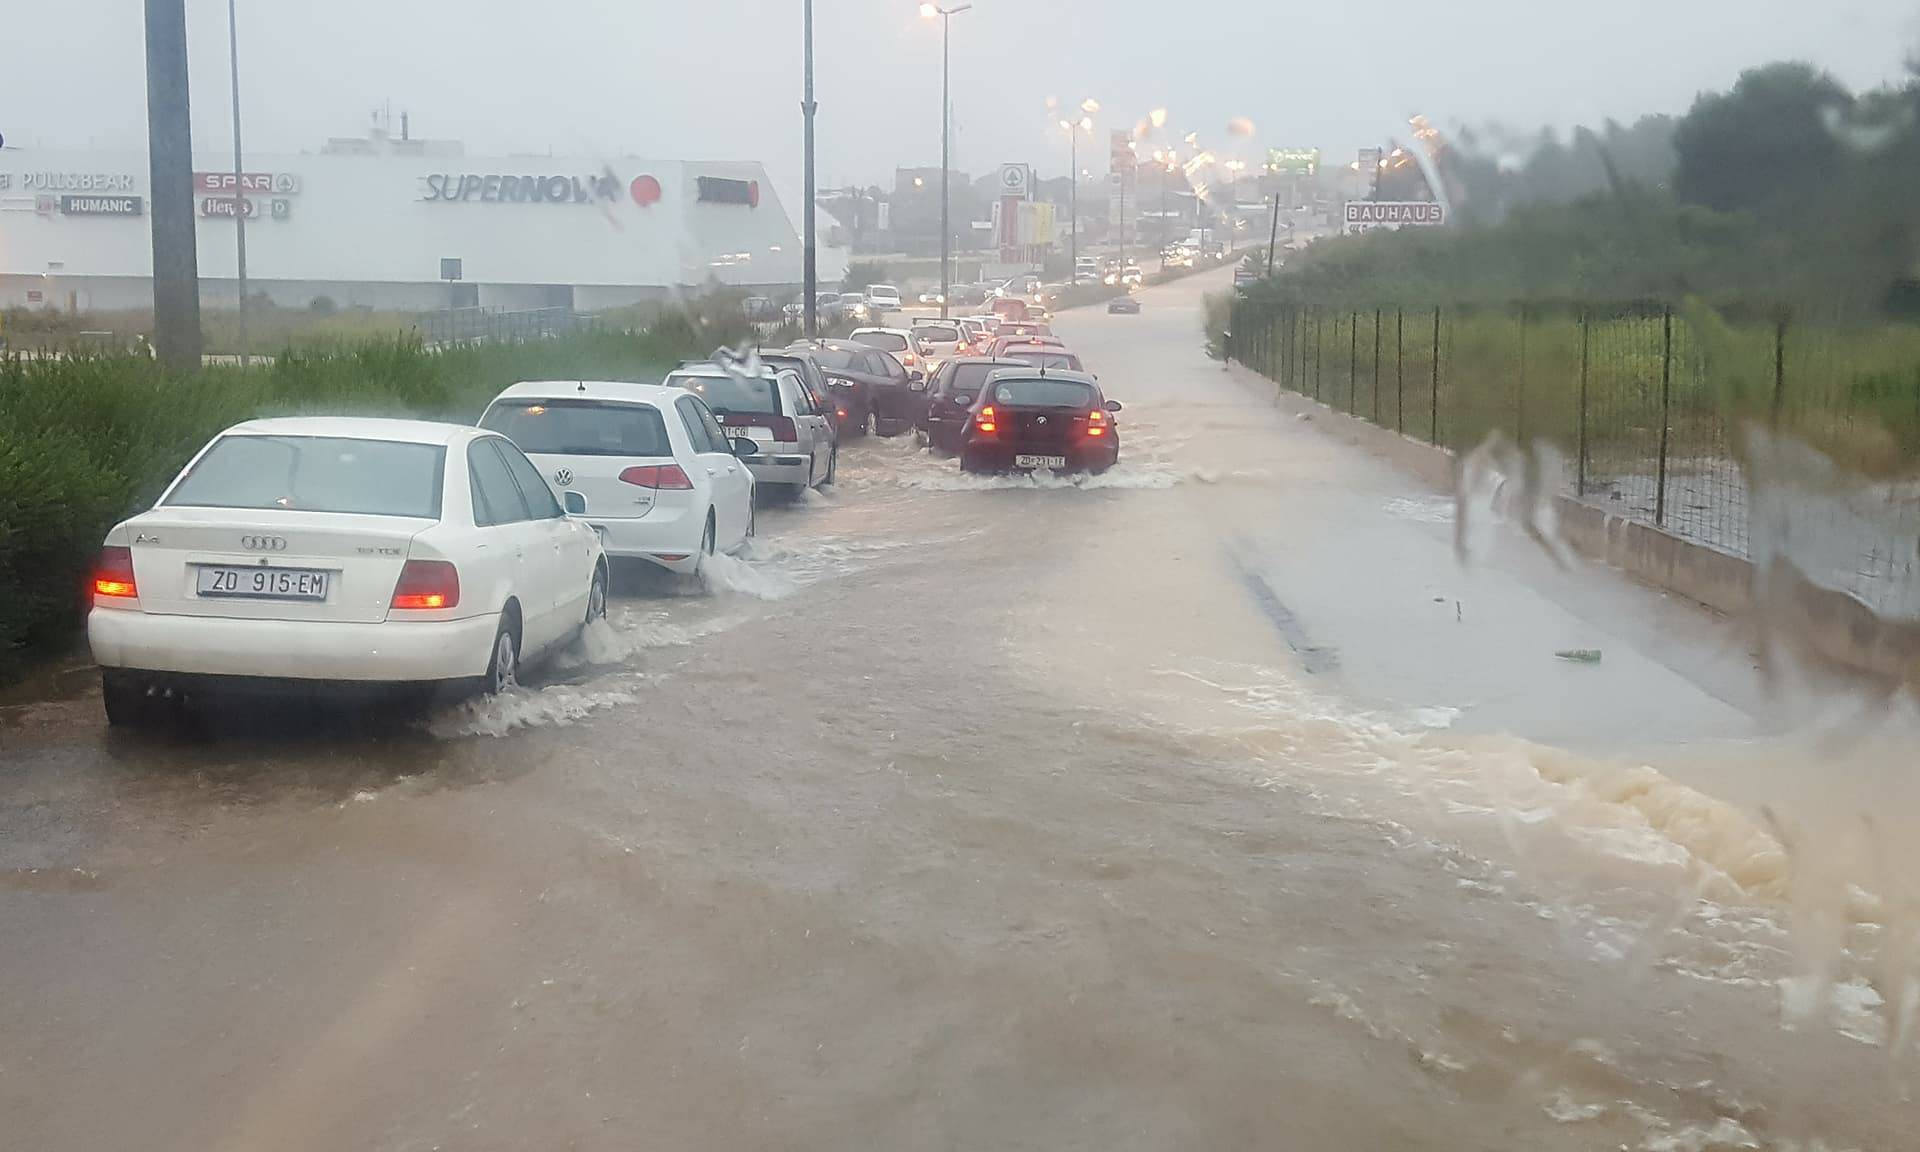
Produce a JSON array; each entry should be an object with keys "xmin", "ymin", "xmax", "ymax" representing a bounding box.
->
[
  {"xmin": 1015, "ymin": 454, "xmax": 1068, "ymax": 470},
  {"xmin": 196, "ymin": 565, "xmax": 330, "ymax": 601}
]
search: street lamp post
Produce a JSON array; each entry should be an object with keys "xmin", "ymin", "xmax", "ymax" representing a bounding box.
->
[
  {"xmin": 921, "ymin": 2, "xmax": 971, "ymax": 320},
  {"xmin": 801, "ymin": 0, "xmax": 818, "ymax": 338},
  {"xmin": 226, "ymin": 0, "xmax": 249, "ymax": 368},
  {"xmin": 1058, "ymin": 114, "xmax": 1091, "ymax": 282}
]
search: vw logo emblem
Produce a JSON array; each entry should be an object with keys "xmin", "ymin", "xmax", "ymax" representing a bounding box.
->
[
  {"xmin": 240, "ymin": 535, "xmax": 287, "ymax": 552},
  {"xmin": 553, "ymin": 468, "xmax": 575, "ymax": 487}
]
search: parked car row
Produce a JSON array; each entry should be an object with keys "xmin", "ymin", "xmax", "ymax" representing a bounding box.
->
[{"xmin": 85, "ymin": 344, "xmax": 901, "ymax": 726}]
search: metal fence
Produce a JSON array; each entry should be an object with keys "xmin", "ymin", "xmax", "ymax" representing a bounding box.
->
[
  {"xmin": 1226, "ymin": 299, "xmax": 1920, "ymax": 615},
  {"xmin": 420, "ymin": 306, "xmax": 590, "ymax": 347}
]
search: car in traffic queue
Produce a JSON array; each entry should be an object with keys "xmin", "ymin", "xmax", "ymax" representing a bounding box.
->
[
  {"xmin": 957, "ymin": 369, "xmax": 1121, "ymax": 475},
  {"xmin": 848, "ymin": 326, "xmax": 934, "ymax": 434},
  {"xmin": 987, "ymin": 333, "xmax": 1065, "ymax": 359},
  {"xmin": 863, "ymin": 284, "xmax": 904, "ymax": 316},
  {"xmin": 919, "ymin": 356, "xmax": 1034, "ymax": 453},
  {"xmin": 988, "ymin": 295, "xmax": 1033, "ymax": 323},
  {"xmin": 87, "ymin": 416, "xmax": 610, "ymax": 724},
  {"xmin": 787, "ymin": 338, "xmax": 899, "ymax": 436},
  {"xmin": 994, "ymin": 320, "xmax": 1054, "ymax": 343},
  {"xmin": 478, "ymin": 381, "xmax": 756, "ymax": 575},
  {"xmin": 1107, "ymin": 294, "xmax": 1142, "ymax": 314},
  {"xmin": 751, "ymin": 348, "xmax": 841, "ymax": 442},
  {"xmin": 996, "ymin": 343, "xmax": 1086, "ymax": 375},
  {"xmin": 666, "ymin": 362, "xmax": 837, "ymax": 493},
  {"xmin": 909, "ymin": 317, "xmax": 968, "ymax": 367},
  {"xmin": 954, "ymin": 316, "xmax": 992, "ymax": 351}
]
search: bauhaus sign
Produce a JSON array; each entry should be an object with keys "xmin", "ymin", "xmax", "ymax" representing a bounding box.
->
[
  {"xmin": 420, "ymin": 173, "xmax": 622, "ymax": 204},
  {"xmin": 1343, "ymin": 200, "xmax": 1445, "ymax": 234}
]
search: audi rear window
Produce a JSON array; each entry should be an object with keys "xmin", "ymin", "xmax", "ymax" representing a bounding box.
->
[
  {"xmin": 480, "ymin": 399, "xmax": 672, "ymax": 457},
  {"xmin": 165, "ymin": 435, "xmax": 445, "ymax": 518},
  {"xmin": 670, "ymin": 372, "xmax": 781, "ymax": 415}
]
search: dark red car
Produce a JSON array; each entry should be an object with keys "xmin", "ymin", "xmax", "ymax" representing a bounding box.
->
[
  {"xmin": 958, "ymin": 369, "xmax": 1121, "ymax": 474},
  {"xmin": 919, "ymin": 357, "xmax": 1033, "ymax": 453}
]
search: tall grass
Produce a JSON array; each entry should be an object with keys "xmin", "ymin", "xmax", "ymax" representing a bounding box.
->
[{"xmin": 0, "ymin": 322, "xmax": 730, "ymax": 679}]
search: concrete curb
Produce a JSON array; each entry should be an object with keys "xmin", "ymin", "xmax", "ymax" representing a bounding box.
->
[{"xmin": 1234, "ymin": 363, "xmax": 1920, "ymax": 687}]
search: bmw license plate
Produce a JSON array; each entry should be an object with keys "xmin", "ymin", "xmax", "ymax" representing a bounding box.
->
[
  {"xmin": 196, "ymin": 565, "xmax": 330, "ymax": 601},
  {"xmin": 1015, "ymin": 454, "xmax": 1068, "ymax": 469}
]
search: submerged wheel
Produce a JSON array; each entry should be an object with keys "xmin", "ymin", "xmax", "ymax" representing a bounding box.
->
[
  {"xmin": 586, "ymin": 564, "xmax": 609, "ymax": 622},
  {"xmin": 484, "ymin": 614, "xmax": 521, "ymax": 695}
]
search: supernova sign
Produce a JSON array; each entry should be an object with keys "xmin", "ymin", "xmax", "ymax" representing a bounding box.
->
[{"xmin": 420, "ymin": 173, "xmax": 622, "ymax": 204}]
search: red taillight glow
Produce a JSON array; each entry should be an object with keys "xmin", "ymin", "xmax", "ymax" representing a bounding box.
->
[
  {"xmin": 1086, "ymin": 409, "xmax": 1108, "ymax": 437},
  {"xmin": 391, "ymin": 559, "xmax": 460, "ymax": 611},
  {"xmin": 619, "ymin": 464, "xmax": 695, "ymax": 490},
  {"xmin": 93, "ymin": 545, "xmax": 138, "ymax": 600},
  {"xmin": 974, "ymin": 405, "xmax": 998, "ymax": 435}
]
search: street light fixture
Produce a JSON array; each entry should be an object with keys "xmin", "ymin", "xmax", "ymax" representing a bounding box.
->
[
  {"xmin": 922, "ymin": 1, "xmax": 972, "ymax": 320},
  {"xmin": 1058, "ymin": 107, "xmax": 1094, "ymax": 281}
]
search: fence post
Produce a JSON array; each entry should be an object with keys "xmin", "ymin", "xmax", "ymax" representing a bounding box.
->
[
  {"xmin": 1395, "ymin": 308, "xmax": 1405, "ymax": 432},
  {"xmin": 1371, "ymin": 308, "xmax": 1382, "ymax": 422},
  {"xmin": 1656, "ymin": 305, "xmax": 1672, "ymax": 527},
  {"xmin": 1314, "ymin": 310, "xmax": 1323, "ymax": 401},
  {"xmin": 1770, "ymin": 312, "xmax": 1787, "ymax": 430},
  {"xmin": 1285, "ymin": 308, "xmax": 1296, "ymax": 393},
  {"xmin": 1430, "ymin": 306, "xmax": 1441, "ymax": 446},
  {"xmin": 1348, "ymin": 310, "xmax": 1358, "ymax": 415},
  {"xmin": 1577, "ymin": 307, "xmax": 1590, "ymax": 496},
  {"xmin": 1515, "ymin": 303, "xmax": 1529, "ymax": 442}
]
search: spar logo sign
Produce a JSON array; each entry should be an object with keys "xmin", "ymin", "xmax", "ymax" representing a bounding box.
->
[{"xmin": 1343, "ymin": 200, "xmax": 1445, "ymax": 235}]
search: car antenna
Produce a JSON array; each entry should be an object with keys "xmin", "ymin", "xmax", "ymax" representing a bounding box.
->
[{"xmin": 576, "ymin": 380, "xmax": 587, "ymax": 392}]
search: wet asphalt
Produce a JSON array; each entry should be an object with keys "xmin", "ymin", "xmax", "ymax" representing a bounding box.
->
[{"xmin": 3, "ymin": 270, "xmax": 1917, "ymax": 1151}]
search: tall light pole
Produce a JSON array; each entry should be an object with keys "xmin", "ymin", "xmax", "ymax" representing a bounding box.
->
[
  {"xmin": 921, "ymin": 2, "xmax": 971, "ymax": 320},
  {"xmin": 226, "ymin": 0, "xmax": 249, "ymax": 368},
  {"xmin": 1058, "ymin": 99, "xmax": 1095, "ymax": 282},
  {"xmin": 145, "ymin": 0, "xmax": 202, "ymax": 370},
  {"xmin": 801, "ymin": 0, "xmax": 818, "ymax": 338}
]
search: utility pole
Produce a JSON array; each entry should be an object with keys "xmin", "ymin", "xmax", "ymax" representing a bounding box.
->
[
  {"xmin": 1068, "ymin": 130, "xmax": 1077, "ymax": 281},
  {"xmin": 801, "ymin": 0, "xmax": 818, "ymax": 338},
  {"xmin": 922, "ymin": 3, "xmax": 971, "ymax": 320},
  {"xmin": 227, "ymin": 0, "xmax": 249, "ymax": 368},
  {"xmin": 145, "ymin": 0, "xmax": 202, "ymax": 370},
  {"xmin": 1266, "ymin": 193, "xmax": 1281, "ymax": 276}
]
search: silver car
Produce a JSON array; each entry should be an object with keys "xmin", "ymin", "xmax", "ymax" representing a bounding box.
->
[{"xmin": 666, "ymin": 363, "xmax": 837, "ymax": 492}]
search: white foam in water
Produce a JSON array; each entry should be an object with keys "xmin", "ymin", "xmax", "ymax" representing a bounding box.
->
[
  {"xmin": 896, "ymin": 463, "xmax": 1185, "ymax": 492},
  {"xmin": 699, "ymin": 549, "xmax": 799, "ymax": 600},
  {"xmin": 431, "ymin": 682, "xmax": 638, "ymax": 739},
  {"xmin": 554, "ymin": 609, "xmax": 750, "ymax": 669}
]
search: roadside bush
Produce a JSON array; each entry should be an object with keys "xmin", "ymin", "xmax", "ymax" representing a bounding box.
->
[{"xmin": 0, "ymin": 319, "xmax": 718, "ymax": 680}]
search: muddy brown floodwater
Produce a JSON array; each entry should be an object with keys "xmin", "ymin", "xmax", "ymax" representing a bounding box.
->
[{"xmin": 3, "ymin": 269, "xmax": 1917, "ymax": 1151}]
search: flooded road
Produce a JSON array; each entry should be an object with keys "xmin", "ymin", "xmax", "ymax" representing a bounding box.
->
[{"xmin": 4, "ymin": 270, "xmax": 1917, "ymax": 1150}]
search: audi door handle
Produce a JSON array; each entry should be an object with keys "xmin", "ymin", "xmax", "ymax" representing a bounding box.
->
[{"xmin": 707, "ymin": 466, "xmax": 720, "ymax": 476}]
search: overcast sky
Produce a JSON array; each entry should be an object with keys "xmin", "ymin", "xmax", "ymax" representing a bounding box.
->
[{"xmin": 4, "ymin": 0, "xmax": 1916, "ymax": 206}]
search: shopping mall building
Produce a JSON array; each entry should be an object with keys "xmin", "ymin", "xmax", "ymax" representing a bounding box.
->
[{"xmin": 0, "ymin": 135, "xmax": 816, "ymax": 314}]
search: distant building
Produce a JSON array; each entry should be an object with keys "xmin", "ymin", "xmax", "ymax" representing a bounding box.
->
[{"xmin": 0, "ymin": 128, "xmax": 806, "ymax": 313}]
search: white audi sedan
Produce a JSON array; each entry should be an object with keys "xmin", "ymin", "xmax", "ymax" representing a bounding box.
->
[
  {"xmin": 477, "ymin": 381, "xmax": 757, "ymax": 573},
  {"xmin": 87, "ymin": 417, "xmax": 607, "ymax": 725}
]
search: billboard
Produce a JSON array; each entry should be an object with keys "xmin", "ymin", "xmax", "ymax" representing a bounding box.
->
[
  {"xmin": 1343, "ymin": 200, "xmax": 1446, "ymax": 235},
  {"xmin": 1266, "ymin": 148, "xmax": 1319, "ymax": 176}
]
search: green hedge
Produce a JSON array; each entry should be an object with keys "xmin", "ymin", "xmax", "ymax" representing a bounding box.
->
[{"xmin": 0, "ymin": 320, "xmax": 733, "ymax": 680}]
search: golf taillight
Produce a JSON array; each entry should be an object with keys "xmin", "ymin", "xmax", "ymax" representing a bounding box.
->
[
  {"xmin": 619, "ymin": 464, "xmax": 694, "ymax": 490},
  {"xmin": 92, "ymin": 545, "xmax": 137, "ymax": 600},
  {"xmin": 974, "ymin": 405, "xmax": 998, "ymax": 435},
  {"xmin": 1086, "ymin": 409, "xmax": 1109, "ymax": 437},
  {"xmin": 391, "ymin": 559, "xmax": 460, "ymax": 610}
]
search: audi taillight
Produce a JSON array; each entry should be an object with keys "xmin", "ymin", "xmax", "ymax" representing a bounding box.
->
[
  {"xmin": 391, "ymin": 559, "xmax": 460, "ymax": 610},
  {"xmin": 92, "ymin": 545, "xmax": 138, "ymax": 601},
  {"xmin": 619, "ymin": 464, "xmax": 695, "ymax": 490},
  {"xmin": 1086, "ymin": 409, "xmax": 1109, "ymax": 437},
  {"xmin": 974, "ymin": 405, "xmax": 998, "ymax": 435}
]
